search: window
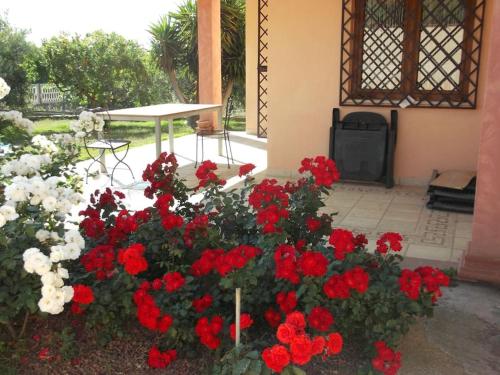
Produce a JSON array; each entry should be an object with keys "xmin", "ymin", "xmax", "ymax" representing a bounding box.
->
[{"xmin": 340, "ymin": 0, "xmax": 486, "ymax": 108}]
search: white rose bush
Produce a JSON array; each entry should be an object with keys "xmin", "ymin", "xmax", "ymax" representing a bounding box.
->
[
  {"xmin": 0, "ymin": 78, "xmax": 85, "ymax": 340},
  {"xmin": 70, "ymin": 110, "xmax": 105, "ymax": 138}
]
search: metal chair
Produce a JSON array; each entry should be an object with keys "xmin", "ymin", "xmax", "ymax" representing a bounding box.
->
[
  {"xmin": 195, "ymin": 98, "xmax": 235, "ymax": 168},
  {"xmin": 82, "ymin": 108, "xmax": 134, "ymax": 186}
]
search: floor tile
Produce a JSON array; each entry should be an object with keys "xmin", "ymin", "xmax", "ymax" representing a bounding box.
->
[{"xmin": 406, "ymin": 244, "xmax": 452, "ymax": 261}]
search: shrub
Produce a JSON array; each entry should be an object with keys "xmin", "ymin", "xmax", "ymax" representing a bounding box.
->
[
  {"xmin": 0, "ymin": 89, "xmax": 83, "ymax": 339},
  {"xmin": 69, "ymin": 154, "xmax": 450, "ymax": 374}
]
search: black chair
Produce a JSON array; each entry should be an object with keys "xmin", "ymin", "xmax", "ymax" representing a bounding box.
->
[
  {"xmin": 83, "ymin": 108, "xmax": 134, "ymax": 186},
  {"xmin": 195, "ymin": 98, "xmax": 234, "ymax": 168},
  {"xmin": 329, "ymin": 108, "xmax": 397, "ymax": 188}
]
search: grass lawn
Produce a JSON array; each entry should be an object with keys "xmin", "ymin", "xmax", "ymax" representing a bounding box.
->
[{"xmin": 32, "ymin": 117, "xmax": 246, "ymax": 160}]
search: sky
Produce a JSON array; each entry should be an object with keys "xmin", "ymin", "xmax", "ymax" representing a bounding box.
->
[{"xmin": 1, "ymin": 0, "xmax": 185, "ymax": 48}]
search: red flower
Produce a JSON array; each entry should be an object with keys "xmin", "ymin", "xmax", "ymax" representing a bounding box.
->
[
  {"xmin": 163, "ymin": 272, "xmax": 185, "ymax": 293},
  {"xmin": 147, "ymin": 345, "xmax": 177, "ymax": 369},
  {"xmin": 152, "ymin": 278, "xmax": 163, "ymax": 290},
  {"xmin": 399, "ymin": 269, "xmax": 422, "ymax": 300},
  {"xmin": 262, "ymin": 345, "xmax": 291, "ymax": 373},
  {"xmin": 276, "ymin": 323, "xmax": 296, "ymax": 344},
  {"xmin": 344, "ymin": 266, "xmax": 370, "ymax": 294},
  {"xmin": 298, "ymin": 156, "xmax": 340, "ymax": 187},
  {"xmin": 285, "ymin": 311, "xmax": 306, "ymax": 332},
  {"xmin": 276, "ymin": 291, "xmax": 297, "ymax": 314},
  {"xmin": 80, "ymin": 216, "xmax": 105, "ymax": 239},
  {"xmin": 195, "ymin": 160, "xmax": 226, "ymax": 190},
  {"xmin": 323, "ymin": 274, "xmax": 351, "ymax": 299},
  {"xmin": 326, "ymin": 332, "xmax": 343, "ymax": 356},
  {"xmin": 142, "ymin": 152, "xmax": 179, "ymax": 198},
  {"xmin": 72, "ymin": 284, "xmax": 94, "ymax": 305},
  {"xmin": 192, "ymin": 294, "xmax": 213, "ymax": 313},
  {"xmin": 312, "ymin": 336, "xmax": 326, "ymax": 355},
  {"xmin": 70, "ymin": 302, "xmax": 84, "ymax": 315},
  {"xmin": 81, "ymin": 244, "xmax": 115, "ymax": 280},
  {"xmin": 161, "ymin": 212, "xmax": 184, "ymax": 231},
  {"xmin": 38, "ymin": 347, "xmax": 51, "ymax": 361},
  {"xmin": 274, "ymin": 244, "xmax": 300, "ymax": 284},
  {"xmin": 371, "ymin": 341, "xmax": 401, "ymax": 375},
  {"xmin": 414, "ymin": 266, "xmax": 450, "ymax": 303},
  {"xmin": 157, "ymin": 314, "xmax": 174, "ymax": 333},
  {"xmin": 290, "ymin": 334, "xmax": 313, "ymax": 365},
  {"xmin": 117, "ymin": 243, "xmax": 148, "ymax": 275},
  {"xmin": 306, "ymin": 217, "xmax": 322, "ymax": 232},
  {"xmin": 264, "ymin": 308, "xmax": 282, "ymax": 328},
  {"xmin": 298, "ymin": 251, "xmax": 328, "ymax": 277},
  {"xmin": 230, "ymin": 313, "xmax": 254, "ymax": 340},
  {"xmin": 308, "ymin": 306, "xmax": 334, "ymax": 332},
  {"xmin": 195, "ymin": 316, "xmax": 224, "ymax": 350},
  {"xmin": 239, "ymin": 163, "xmax": 256, "ymax": 177},
  {"xmin": 376, "ymin": 232, "xmax": 403, "ymax": 254},
  {"xmin": 329, "ymin": 229, "xmax": 356, "ymax": 260}
]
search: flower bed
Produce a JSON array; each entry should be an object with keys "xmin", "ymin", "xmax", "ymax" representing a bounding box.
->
[
  {"xmin": 67, "ymin": 153, "xmax": 450, "ymax": 374},
  {"xmin": 1, "ymin": 77, "xmax": 451, "ymax": 374}
]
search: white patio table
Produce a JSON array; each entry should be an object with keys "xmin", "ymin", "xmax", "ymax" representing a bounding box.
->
[{"xmin": 97, "ymin": 103, "xmax": 223, "ymax": 157}]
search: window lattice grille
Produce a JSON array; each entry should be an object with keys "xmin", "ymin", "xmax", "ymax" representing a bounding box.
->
[{"xmin": 340, "ymin": 0, "xmax": 486, "ymax": 108}]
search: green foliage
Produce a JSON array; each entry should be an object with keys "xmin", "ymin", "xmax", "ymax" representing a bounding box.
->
[
  {"xmin": 42, "ymin": 31, "xmax": 158, "ymax": 108},
  {"xmin": 149, "ymin": 0, "xmax": 245, "ymax": 105},
  {"xmin": 0, "ymin": 13, "xmax": 38, "ymax": 108}
]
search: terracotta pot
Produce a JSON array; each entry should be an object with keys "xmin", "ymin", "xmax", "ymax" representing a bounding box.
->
[{"xmin": 196, "ymin": 120, "xmax": 213, "ymax": 134}]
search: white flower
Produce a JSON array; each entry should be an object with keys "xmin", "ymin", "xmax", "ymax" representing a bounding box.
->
[
  {"xmin": 23, "ymin": 248, "xmax": 52, "ymax": 276},
  {"xmin": 49, "ymin": 245, "xmax": 64, "ymax": 263},
  {"xmin": 38, "ymin": 294, "xmax": 64, "ymax": 315},
  {"xmin": 57, "ymin": 265, "xmax": 69, "ymax": 279},
  {"xmin": 32, "ymin": 135, "xmax": 58, "ymax": 154},
  {"xmin": 0, "ymin": 213, "xmax": 5, "ymax": 228},
  {"xmin": 62, "ymin": 286, "xmax": 74, "ymax": 303},
  {"xmin": 36, "ymin": 229, "xmax": 51, "ymax": 243},
  {"xmin": 41, "ymin": 271, "xmax": 64, "ymax": 288},
  {"xmin": 0, "ymin": 111, "xmax": 34, "ymax": 134},
  {"xmin": 62, "ymin": 242, "xmax": 81, "ymax": 260},
  {"xmin": 0, "ymin": 205, "xmax": 19, "ymax": 221},
  {"xmin": 71, "ymin": 111, "xmax": 104, "ymax": 134},
  {"xmin": 0, "ymin": 77, "xmax": 10, "ymax": 100},
  {"xmin": 4, "ymin": 183, "xmax": 28, "ymax": 202},
  {"xmin": 64, "ymin": 229, "xmax": 85, "ymax": 249},
  {"xmin": 42, "ymin": 196, "xmax": 57, "ymax": 212}
]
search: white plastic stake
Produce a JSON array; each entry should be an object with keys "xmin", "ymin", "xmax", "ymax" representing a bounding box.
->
[{"xmin": 235, "ymin": 288, "xmax": 241, "ymax": 347}]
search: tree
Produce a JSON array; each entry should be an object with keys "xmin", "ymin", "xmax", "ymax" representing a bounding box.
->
[
  {"xmin": 149, "ymin": 0, "xmax": 245, "ymax": 109},
  {"xmin": 0, "ymin": 13, "xmax": 37, "ymax": 108},
  {"xmin": 42, "ymin": 31, "xmax": 154, "ymax": 108}
]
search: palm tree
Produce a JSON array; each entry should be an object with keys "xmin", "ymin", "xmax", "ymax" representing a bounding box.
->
[{"xmin": 149, "ymin": 0, "xmax": 245, "ymax": 109}]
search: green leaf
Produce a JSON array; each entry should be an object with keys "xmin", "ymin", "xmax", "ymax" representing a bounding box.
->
[{"xmin": 232, "ymin": 358, "xmax": 251, "ymax": 375}]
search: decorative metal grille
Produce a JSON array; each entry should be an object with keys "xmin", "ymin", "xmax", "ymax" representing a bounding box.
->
[
  {"xmin": 257, "ymin": 0, "xmax": 269, "ymax": 138},
  {"xmin": 340, "ymin": 0, "xmax": 486, "ymax": 108}
]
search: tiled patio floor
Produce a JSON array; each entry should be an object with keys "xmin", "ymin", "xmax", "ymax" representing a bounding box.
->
[{"xmin": 76, "ymin": 132, "xmax": 471, "ymax": 267}]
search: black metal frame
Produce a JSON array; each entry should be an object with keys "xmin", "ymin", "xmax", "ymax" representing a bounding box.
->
[
  {"xmin": 83, "ymin": 136, "xmax": 134, "ymax": 186},
  {"xmin": 195, "ymin": 99, "xmax": 235, "ymax": 168},
  {"xmin": 329, "ymin": 108, "xmax": 397, "ymax": 188},
  {"xmin": 257, "ymin": 0, "xmax": 269, "ymax": 137}
]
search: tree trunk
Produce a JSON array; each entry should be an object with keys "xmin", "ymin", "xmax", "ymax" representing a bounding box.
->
[{"xmin": 167, "ymin": 69, "xmax": 187, "ymax": 104}]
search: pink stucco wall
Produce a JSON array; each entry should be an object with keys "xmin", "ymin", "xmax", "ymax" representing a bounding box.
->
[
  {"xmin": 246, "ymin": 0, "xmax": 492, "ymax": 185},
  {"xmin": 459, "ymin": 0, "xmax": 500, "ymax": 284}
]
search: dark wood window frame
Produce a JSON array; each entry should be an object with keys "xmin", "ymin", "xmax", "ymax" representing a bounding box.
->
[{"xmin": 340, "ymin": 0, "xmax": 486, "ymax": 109}]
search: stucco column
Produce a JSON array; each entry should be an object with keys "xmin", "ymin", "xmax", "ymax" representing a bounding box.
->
[
  {"xmin": 459, "ymin": 0, "xmax": 500, "ymax": 284},
  {"xmin": 198, "ymin": 0, "xmax": 222, "ymax": 129}
]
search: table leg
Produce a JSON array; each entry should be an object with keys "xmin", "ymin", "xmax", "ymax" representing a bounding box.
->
[
  {"xmin": 98, "ymin": 131, "xmax": 107, "ymax": 173},
  {"xmin": 217, "ymin": 107, "xmax": 223, "ymax": 156},
  {"xmin": 168, "ymin": 118, "xmax": 174, "ymax": 154},
  {"xmin": 155, "ymin": 118, "xmax": 161, "ymax": 158}
]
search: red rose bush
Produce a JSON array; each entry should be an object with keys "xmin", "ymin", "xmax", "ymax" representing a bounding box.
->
[{"xmin": 68, "ymin": 153, "xmax": 450, "ymax": 374}]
